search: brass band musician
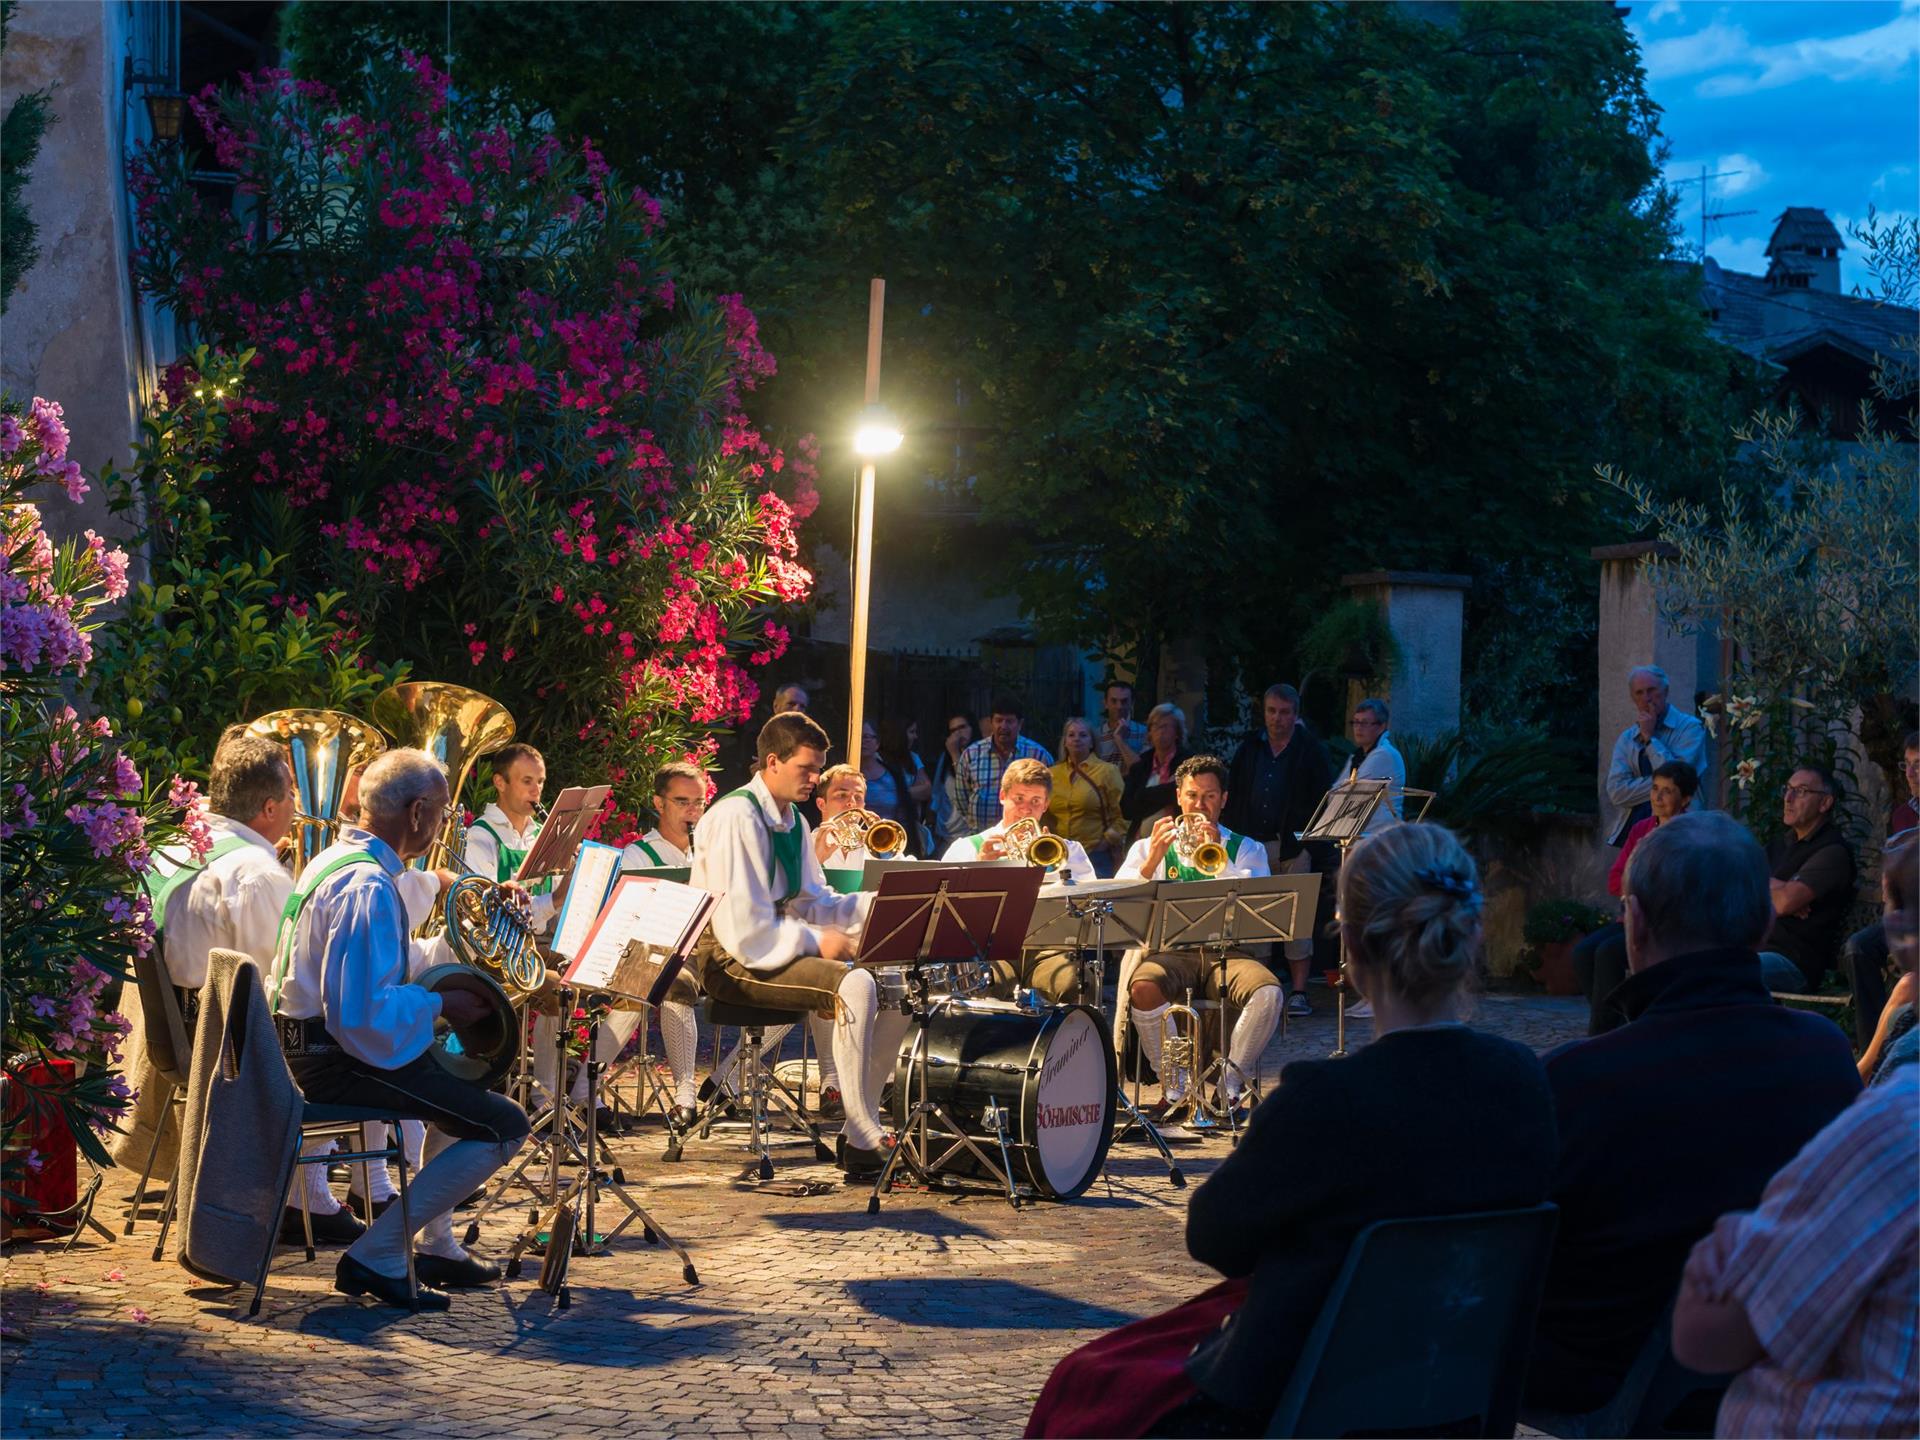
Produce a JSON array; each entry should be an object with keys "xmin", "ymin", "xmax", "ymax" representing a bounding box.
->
[{"xmin": 619, "ymin": 761, "xmax": 709, "ymax": 1131}]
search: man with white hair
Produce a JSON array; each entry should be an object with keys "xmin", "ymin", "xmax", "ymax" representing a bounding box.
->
[
  {"xmin": 270, "ymin": 748, "xmax": 530, "ymax": 1311},
  {"xmin": 1604, "ymin": 665, "xmax": 1708, "ymax": 846}
]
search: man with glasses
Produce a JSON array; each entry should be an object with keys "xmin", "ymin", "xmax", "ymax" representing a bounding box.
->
[
  {"xmin": 1760, "ymin": 762, "xmax": 1858, "ymax": 993},
  {"xmin": 1605, "ymin": 665, "xmax": 1709, "ymax": 846}
]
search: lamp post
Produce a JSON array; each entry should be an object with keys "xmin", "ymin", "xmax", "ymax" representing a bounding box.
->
[{"xmin": 847, "ymin": 278, "xmax": 901, "ymax": 773}]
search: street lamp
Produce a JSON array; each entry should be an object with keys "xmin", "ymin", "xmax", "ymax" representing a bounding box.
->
[
  {"xmin": 143, "ymin": 90, "xmax": 187, "ymax": 145},
  {"xmin": 845, "ymin": 280, "xmax": 896, "ymax": 772}
]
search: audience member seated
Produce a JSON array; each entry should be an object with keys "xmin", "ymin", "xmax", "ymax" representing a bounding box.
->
[
  {"xmin": 1760, "ymin": 761, "xmax": 1857, "ymax": 993},
  {"xmin": 1525, "ymin": 811, "xmax": 1862, "ymax": 1415},
  {"xmin": 1574, "ymin": 760, "xmax": 1698, "ymax": 1036},
  {"xmin": 1672, "ymin": 1064, "xmax": 1918, "ymax": 1438},
  {"xmin": 1026, "ymin": 824, "xmax": 1557, "ymax": 1439},
  {"xmin": 1841, "ymin": 731, "xmax": 1919, "ymax": 1048},
  {"xmin": 1857, "ymin": 836, "xmax": 1918, "ymax": 1088}
]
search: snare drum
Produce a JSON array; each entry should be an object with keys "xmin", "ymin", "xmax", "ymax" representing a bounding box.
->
[
  {"xmin": 868, "ymin": 960, "xmax": 997, "ymax": 1009},
  {"xmin": 891, "ymin": 1000, "xmax": 1116, "ymax": 1199}
]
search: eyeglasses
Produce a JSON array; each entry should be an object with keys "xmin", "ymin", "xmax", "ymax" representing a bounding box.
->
[{"xmin": 1782, "ymin": 784, "xmax": 1830, "ymax": 801}]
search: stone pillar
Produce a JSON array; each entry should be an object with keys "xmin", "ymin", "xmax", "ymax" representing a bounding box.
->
[
  {"xmin": 1592, "ymin": 541, "xmax": 1713, "ymax": 813},
  {"xmin": 1, "ymin": 1, "xmax": 160, "ymax": 545},
  {"xmin": 1339, "ymin": 571, "xmax": 1468, "ymax": 743},
  {"xmin": 1156, "ymin": 633, "xmax": 1208, "ymax": 738}
]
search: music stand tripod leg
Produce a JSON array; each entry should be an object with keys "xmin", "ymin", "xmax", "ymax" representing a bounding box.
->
[{"xmin": 1084, "ymin": 906, "xmax": 1185, "ymax": 1187}]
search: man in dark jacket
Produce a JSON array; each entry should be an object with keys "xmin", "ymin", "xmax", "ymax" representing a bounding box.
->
[
  {"xmin": 1222, "ymin": 684, "xmax": 1332, "ymax": 1014},
  {"xmin": 1526, "ymin": 811, "xmax": 1862, "ymax": 1414}
]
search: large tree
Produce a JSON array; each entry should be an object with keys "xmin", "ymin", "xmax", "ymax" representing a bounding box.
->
[{"xmin": 286, "ymin": 1, "xmax": 1747, "ymax": 738}]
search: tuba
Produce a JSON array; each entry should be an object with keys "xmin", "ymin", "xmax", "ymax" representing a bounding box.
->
[
  {"xmin": 1172, "ymin": 813, "xmax": 1228, "ymax": 876},
  {"xmin": 369, "ymin": 681, "xmax": 545, "ymax": 1011},
  {"xmin": 819, "ymin": 807, "xmax": 907, "ymax": 858},
  {"xmin": 1003, "ymin": 816, "xmax": 1068, "ymax": 870},
  {"xmin": 247, "ymin": 709, "xmax": 388, "ymax": 877},
  {"xmin": 1156, "ymin": 995, "xmax": 1205, "ymax": 1112}
]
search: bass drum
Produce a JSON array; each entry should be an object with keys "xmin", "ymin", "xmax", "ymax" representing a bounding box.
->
[
  {"xmin": 891, "ymin": 1001, "xmax": 1116, "ymax": 1200},
  {"xmin": 415, "ymin": 963, "xmax": 519, "ymax": 1089}
]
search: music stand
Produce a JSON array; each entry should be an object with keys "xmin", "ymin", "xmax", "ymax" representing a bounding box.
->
[
  {"xmin": 1149, "ymin": 872, "xmax": 1320, "ymax": 1141},
  {"xmin": 857, "ymin": 865, "xmax": 1043, "ymax": 1212},
  {"xmin": 1298, "ymin": 779, "xmax": 1390, "ymax": 1059},
  {"xmin": 513, "ymin": 785, "xmax": 613, "ymax": 883}
]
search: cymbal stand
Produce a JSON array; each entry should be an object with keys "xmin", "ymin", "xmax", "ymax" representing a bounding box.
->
[{"xmin": 1067, "ymin": 892, "xmax": 1183, "ymax": 1188}]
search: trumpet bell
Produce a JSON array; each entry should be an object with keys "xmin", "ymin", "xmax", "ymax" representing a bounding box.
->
[
  {"xmin": 247, "ymin": 708, "xmax": 389, "ymax": 875},
  {"xmin": 1026, "ymin": 833, "xmax": 1069, "ymax": 870},
  {"xmin": 865, "ymin": 817, "xmax": 908, "ymax": 857},
  {"xmin": 1191, "ymin": 841, "xmax": 1228, "ymax": 876}
]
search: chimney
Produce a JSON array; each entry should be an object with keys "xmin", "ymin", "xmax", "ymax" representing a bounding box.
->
[{"xmin": 1764, "ymin": 207, "xmax": 1844, "ymax": 294}]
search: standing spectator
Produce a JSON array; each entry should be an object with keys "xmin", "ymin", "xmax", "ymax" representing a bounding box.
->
[
  {"xmin": 1048, "ymin": 718, "xmax": 1128, "ymax": 877},
  {"xmin": 859, "ymin": 717, "xmax": 930, "ymax": 856},
  {"xmin": 1761, "ymin": 762, "xmax": 1857, "ymax": 993},
  {"xmin": 1525, "ymin": 811, "xmax": 1861, "ymax": 1415},
  {"xmin": 719, "ymin": 682, "xmax": 811, "ymax": 793},
  {"xmin": 953, "ymin": 696, "xmax": 1053, "ymax": 834},
  {"xmin": 1120, "ymin": 702, "xmax": 1192, "ymax": 841},
  {"xmin": 929, "ymin": 711, "xmax": 976, "ymax": 845},
  {"xmin": 1334, "ymin": 697, "xmax": 1406, "ymax": 830},
  {"xmin": 1223, "ymin": 684, "xmax": 1333, "ymax": 1016},
  {"xmin": 1842, "ymin": 731, "xmax": 1920, "ymax": 1047},
  {"xmin": 1673, "ymin": 1066, "xmax": 1918, "ymax": 1439},
  {"xmin": 1094, "ymin": 679, "xmax": 1147, "ymax": 772},
  {"xmin": 1855, "ymin": 835, "xmax": 1918, "ymax": 1087},
  {"xmin": 1573, "ymin": 760, "xmax": 1700, "ymax": 1036},
  {"xmin": 1605, "ymin": 665, "xmax": 1709, "ymax": 845}
]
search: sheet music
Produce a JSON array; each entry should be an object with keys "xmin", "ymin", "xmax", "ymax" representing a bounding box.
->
[
  {"xmin": 550, "ymin": 840, "xmax": 623, "ymax": 960},
  {"xmin": 566, "ymin": 875, "xmax": 712, "ymax": 991}
]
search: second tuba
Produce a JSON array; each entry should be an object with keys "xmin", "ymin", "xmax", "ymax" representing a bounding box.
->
[{"xmin": 247, "ymin": 708, "xmax": 388, "ymax": 877}]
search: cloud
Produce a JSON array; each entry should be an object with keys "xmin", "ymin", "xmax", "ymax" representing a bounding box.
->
[
  {"xmin": 1642, "ymin": 21, "xmax": 1752, "ymax": 80},
  {"xmin": 1696, "ymin": 12, "xmax": 1920, "ymax": 96},
  {"xmin": 1707, "ymin": 233, "xmax": 1770, "ymax": 276},
  {"xmin": 1712, "ymin": 153, "xmax": 1770, "ymax": 197},
  {"xmin": 1645, "ymin": 0, "xmax": 1684, "ymax": 23},
  {"xmin": 1871, "ymin": 164, "xmax": 1917, "ymax": 197}
]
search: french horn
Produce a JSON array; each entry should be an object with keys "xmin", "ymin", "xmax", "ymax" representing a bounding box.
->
[
  {"xmin": 1003, "ymin": 816, "xmax": 1068, "ymax": 870},
  {"xmin": 818, "ymin": 807, "xmax": 908, "ymax": 858},
  {"xmin": 1172, "ymin": 813, "xmax": 1229, "ymax": 876},
  {"xmin": 247, "ymin": 709, "xmax": 388, "ymax": 878}
]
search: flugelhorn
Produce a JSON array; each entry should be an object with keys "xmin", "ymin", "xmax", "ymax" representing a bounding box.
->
[
  {"xmin": 1157, "ymin": 995, "xmax": 1204, "ymax": 1112},
  {"xmin": 247, "ymin": 708, "xmax": 388, "ymax": 877},
  {"xmin": 1003, "ymin": 816, "xmax": 1068, "ymax": 870},
  {"xmin": 819, "ymin": 807, "xmax": 908, "ymax": 858},
  {"xmin": 1172, "ymin": 813, "xmax": 1228, "ymax": 876}
]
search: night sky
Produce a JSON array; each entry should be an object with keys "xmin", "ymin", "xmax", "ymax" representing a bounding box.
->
[{"xmin": 1627, "ymin": 0, "xmax": 1919, "ymax": 292}]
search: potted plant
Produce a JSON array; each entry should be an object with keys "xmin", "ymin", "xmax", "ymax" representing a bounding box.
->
[{"xmin": 1522, "ymin": 899, "xmax": 1614, "ymax": 997}]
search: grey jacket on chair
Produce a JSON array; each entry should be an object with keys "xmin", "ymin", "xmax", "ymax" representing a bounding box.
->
[{"xmin": 175, "ymin": 948, "xmax": 304, "ymax": 1285}]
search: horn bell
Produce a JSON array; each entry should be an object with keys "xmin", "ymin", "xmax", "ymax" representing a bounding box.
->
[{"xmin": 247, "ymin": 708, "xmax": 388, "ymax": 875}]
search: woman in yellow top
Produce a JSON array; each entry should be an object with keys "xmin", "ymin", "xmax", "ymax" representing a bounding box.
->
[{"xmin": 1047, "ymin": 717, "xmax": 1129, "ymax": 877}]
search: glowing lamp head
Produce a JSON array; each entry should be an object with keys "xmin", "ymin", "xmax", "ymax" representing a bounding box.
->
[{"xmin": 852, "ymin": 405, "xmax": 903, "ymax": 458}]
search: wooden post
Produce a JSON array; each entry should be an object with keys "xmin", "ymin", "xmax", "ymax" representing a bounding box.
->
[{"xmin": 847, "ymin": 278, "xmax": 885, "ymax": 771}]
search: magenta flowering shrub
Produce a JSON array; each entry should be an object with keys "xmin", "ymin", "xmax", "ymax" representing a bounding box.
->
[
  {"xmin": 130, "ymin": 56, "xmax": 818, "ymax": 839},
  {"xmin": 2, "ymin": 396, "xmax": 213, "ymax": 1181}
]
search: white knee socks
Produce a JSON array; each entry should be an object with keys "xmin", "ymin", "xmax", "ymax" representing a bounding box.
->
[
  {"xmin": 346, "ymin": 1126, "xmax": 525, "ymax": 1279},
  {"xmin": 1226, "ymin": 986, "xmax": 1280, "ymax": 1102},
  {"xmin": 295, "ymin": 1134, "xmax": 342, "ymax": 1214},
  {"xmin": 832, "ymin": 969, "xmax": 887, "ymax": 1151},
  {"xmin": 660, "ymin": 1000, "xmax": 698, "ymax": 1108},
  {"xmin": 810, "ymin": 1013, "xmax": 840, "ymax": 1091},
  {"xmin": 1131, "ymin": 1002, "xmax": 1185, "ymax": 1102}
]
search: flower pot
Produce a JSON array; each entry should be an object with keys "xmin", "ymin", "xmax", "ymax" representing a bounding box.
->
[{"xmin": 1536, "ymin": 939, "xmax": 1584, "ymax": 997}]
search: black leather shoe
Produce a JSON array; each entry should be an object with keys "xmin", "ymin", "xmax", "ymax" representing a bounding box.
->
[
  {"xmin": 835, "ymin": 1134, "xmax": 888, "ymax": 1181},
  {"xmin": 815, "ymin": 1087, "xmax": 845, "ymax": 1121},
  {"xmin": 592, "ymin": 1106, "xmax": 625, "ymax": 1136},
  {"xmin": 667, "ymin": 1104, "xmax": 699, "ymax": 1133},
  {"xmin": 413, "ymin": 1252, "xmax": 503, "ymax": 1288},
  {"xmin": 281, "ymin": 1205, "xmax": 367, "ymax": 1246},
  {"xmin": 345, "ymin": 1192, "xmax": 397, "ymax": 1223},
  {"xmin": 334, "ymin": 1253, "xmax": 449, "ymax": 1311}
]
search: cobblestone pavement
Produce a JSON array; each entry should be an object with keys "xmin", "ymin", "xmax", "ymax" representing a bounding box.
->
[{"xmin": 4, "ymin": 993, "xmax": 1586, "ymax": 1438}]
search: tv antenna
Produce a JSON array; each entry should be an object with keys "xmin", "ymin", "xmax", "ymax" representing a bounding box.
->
[{"xmin": 1672, "ymin": 164, "xmax": 1757, "ymax": 263}]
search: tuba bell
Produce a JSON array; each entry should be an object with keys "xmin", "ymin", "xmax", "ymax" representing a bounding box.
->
[
  {"xmin": 819, "ymin": 807, "xmax": 908, "ymax": 858},
  {"xmin": 247, "ymin": 709, "xmax": 388, "ymax": 877},
  {"xmin": 1003, "ymin": 816, "xmax": 1068, "ymax": 870},
  {"xmin": 1172, "ymin": 813, "xmax": 1229, "ymax": 876}
]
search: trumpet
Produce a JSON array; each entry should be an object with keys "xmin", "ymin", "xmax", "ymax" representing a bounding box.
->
[
  {"xmin": 818, "ymin": 807, "xmax": 908, "ymax": 858},
  {"xmin": 1172, "ymin": 813, "xmax": 1229, "ymax": 877},
  {"xmin": 1003, "ymin": 816, "xmax": 1068, "ymax": 870}
]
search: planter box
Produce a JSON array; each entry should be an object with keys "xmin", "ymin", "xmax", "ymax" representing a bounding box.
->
[{"xmin": 1535, "ymin": 938, "xmax": 1585, "ymax": 997}]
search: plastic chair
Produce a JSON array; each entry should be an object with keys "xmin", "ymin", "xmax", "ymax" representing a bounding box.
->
[
  {"xmin": 1518, "ymin": 1298, "xmax": 1726, "ymax": 1439},
  {"xmin": 1265, "ymin": 1204, "xmax": 1560, "ymax": 1438},
  {"xmin": 122, "ymin": 945, "xmax": 195, "ymax": 1237}
]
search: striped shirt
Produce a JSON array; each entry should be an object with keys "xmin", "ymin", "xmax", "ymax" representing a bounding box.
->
[
  {"xmin": 952, "ymin": 735, "xmax": 1054, "ymax": 833},
  {"xmin": 1693, "ymin": 1067, "xmax": 1919, "ymax": 1439}
]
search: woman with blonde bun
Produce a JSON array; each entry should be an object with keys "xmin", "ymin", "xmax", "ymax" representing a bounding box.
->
[{"xmin": 1028, "ymin": 824, "xmax": 1559, "ymax": 1439}]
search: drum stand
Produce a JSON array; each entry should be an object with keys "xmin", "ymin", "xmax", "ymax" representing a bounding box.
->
[
  {"xmin": 470, "ymin": 987, "xmax": 697, "ymax": 1303},
  {"xmin": 868, "ymin": 971, "xmax": 1030, "ymax": 1214},
  {"xmin": 1068, "ymin": 893, "xmax": 1184, "ymax": 1189}
]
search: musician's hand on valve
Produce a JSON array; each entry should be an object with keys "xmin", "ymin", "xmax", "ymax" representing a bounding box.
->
[
  {"xmin": 432, "ymin": 867, "xmax": 459, "ymax": 897},
  {"xmin": 978, "ymin": 836, "xmax": 1010, "ymax": 861},
  {"xmin": 497, "ymin": 880, "xmax": 534, "ymax": 916},
  {"xmin": 817, "ymin": 928, "xmax": 858, "ymax": 962},
  {"xmin": 438, "ymin": 988, "xmax": 493, "ymax": 1028},
  {"xmin": 1145, "ymin": 815, "xmax": 1179, "ymax": 873}
]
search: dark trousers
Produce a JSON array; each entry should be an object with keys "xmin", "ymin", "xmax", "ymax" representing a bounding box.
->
[
  {"xmin": 1843, "ymin": 921, "xmax": 1891, "ymax": 1051},
  {"xmin": 290, "ymin": 1047, "xmax": 530, "ymax": 1144},
  {"xmin": 1572, "ymin": 924, "xmax": 1630, "ymax": 1037}
]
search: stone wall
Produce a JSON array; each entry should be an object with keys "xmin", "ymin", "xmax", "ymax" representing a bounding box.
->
[{"xmin": 1341, "ymin": 570, "xmax": 1467, "ymax": 744}]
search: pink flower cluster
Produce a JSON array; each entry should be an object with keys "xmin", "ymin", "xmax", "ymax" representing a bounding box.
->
[{"xmin": 2, "ymin": 423, "xmax": 130, "ymax": 675}]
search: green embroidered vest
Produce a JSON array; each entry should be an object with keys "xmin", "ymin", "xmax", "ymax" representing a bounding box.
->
[
  {"xmin": 1164, "ymin": 823, "xmax": 1243, "ymax": 882},
  {"xmin": 719, "ymin": 787, "xmax": 803, "ymax": 904}
]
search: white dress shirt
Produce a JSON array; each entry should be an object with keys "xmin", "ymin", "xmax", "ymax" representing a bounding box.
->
[
  {"xmin": 155, "ymin": 816, "xmax": 293, "ymax": 988},
  {"xmin": 940, "ymin": 821, "xmax": 1098, "ymax": 884},
  {"xmin": 1115, "ymin": 825, "xmax": 1271, "ymax": 881},
  {"xmin": 272, "ymin": 829, "xmax": 442, "ymax": 1070},
  {"xmin": 463, "ymin": 802, "xmax": 557, "ymax": 933},
  {"xmin": 1605, "ymin": 706, "xmax": 1709, "ymax": 844},
  {"xmin": 1334, "ymin": 733, "xmax": 1407, "ymax": 835},
  {"xmin": 623, "ymin": 828, "xmax": 691, "ymax": 868},
  {"xmin": 690, "ymin": 774, "xmax": 868, "ymax": 973}
]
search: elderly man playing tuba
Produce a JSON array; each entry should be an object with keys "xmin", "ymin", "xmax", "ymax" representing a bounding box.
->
[
  {"xmin": 269, "ymin": 748, "xmax": 530, "ymax": 1310},
  {"xmin": 1116, "ymin": 754, "xmax": 1280, "ymax": 1117}
]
